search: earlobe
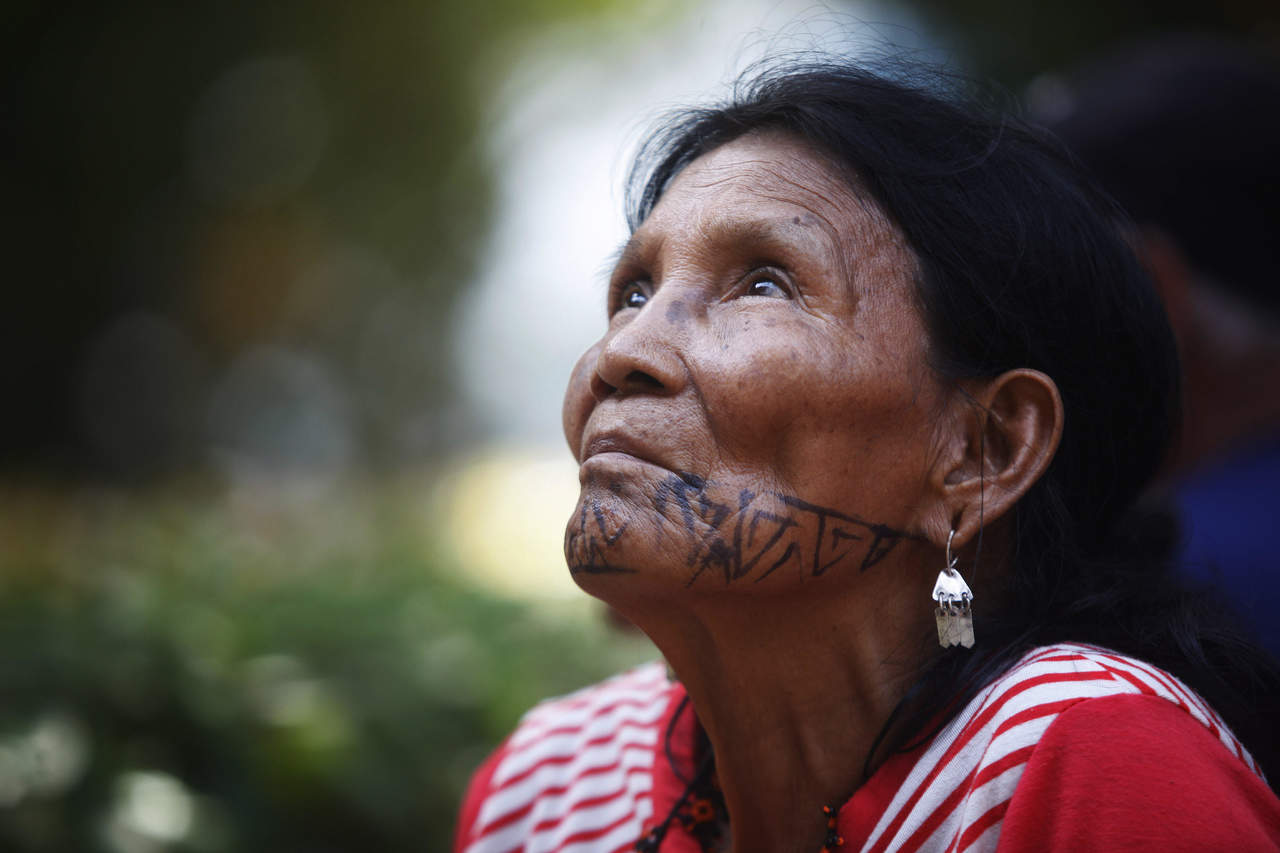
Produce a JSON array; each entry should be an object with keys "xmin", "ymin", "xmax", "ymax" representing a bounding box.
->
[{"xmin": 929, "ymin": 369, "xmax": 1064, "ymax": 549}]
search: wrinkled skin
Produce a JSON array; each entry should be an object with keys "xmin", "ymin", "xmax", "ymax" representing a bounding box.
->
[{"xmin": 562, "ymin": 131, "xmax": 949, "ymax": 601}]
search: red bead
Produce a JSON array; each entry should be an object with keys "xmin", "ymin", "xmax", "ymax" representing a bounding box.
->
[{"xmin": 818, "ymin": 805, "xmax": 845, "ymax": 852}]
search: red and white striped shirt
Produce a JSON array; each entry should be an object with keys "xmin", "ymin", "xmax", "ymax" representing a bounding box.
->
[{"xmin": 454, "ymin": 644, "xmax": 1279, "ymax": 853}]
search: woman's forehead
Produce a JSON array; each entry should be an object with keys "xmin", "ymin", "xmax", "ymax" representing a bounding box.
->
[
  {"xmin": 664, "ymin": 133, "xmax": 862, "ymax": 219},
  {"xmin": 626, "ymin": 133, "xmax": 911, "ymax": 279}
]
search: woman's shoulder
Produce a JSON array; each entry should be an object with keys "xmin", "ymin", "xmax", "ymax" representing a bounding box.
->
[
  {"xmin": 968, "ymin": 642, "xmax": 1258, "ymax": 774},
  {"xmin": 855, "ymin": 643, "xmax": 1275, "ymax": 852},
  {"xmin": 453, "ymin": 662, "xmax": 679, "ymax": 853},
  {"xmin": 996, "ymin": 690, "xmax": 1280, "ymax": 851},
  {"xmin": 507, "ymin": 661, "xmax": 674, "ymax": 745},
  {"xmin": 968, "ymin": 644, "xmax": 1275, "ymax": 848}
]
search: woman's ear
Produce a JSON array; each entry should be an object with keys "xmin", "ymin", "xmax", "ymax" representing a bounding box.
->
[{"xmin": 924, "ymin": 369, "xmax": 1064, "ymax": 549}]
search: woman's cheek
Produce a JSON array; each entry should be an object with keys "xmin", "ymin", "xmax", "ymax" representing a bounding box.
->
[{"xmin": 702, "ymin": 328, "xmax": 841, "ymax": 448}]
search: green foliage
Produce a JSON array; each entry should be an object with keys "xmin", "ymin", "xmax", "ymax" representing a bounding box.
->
[{"xmin": 0, "ymin": 485, "xmax": 654, "ymax": 852}]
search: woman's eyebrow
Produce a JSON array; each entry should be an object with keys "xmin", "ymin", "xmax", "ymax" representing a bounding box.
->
[
  {"xmin": 609, "ymin": 233, "xmax": 649, "ymax": 273},
  {"xmin": 704, "ymin": 213, "xmax": 834, "ymax": 258},
  {"xmin": 608, "ymin": 212, "xmax": 834, "ymax": 277}
]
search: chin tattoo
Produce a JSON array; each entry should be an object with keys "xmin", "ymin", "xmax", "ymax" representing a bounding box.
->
[{"xmin": 566, "ymin": 472, "xmax": 918, "ymax": 586}]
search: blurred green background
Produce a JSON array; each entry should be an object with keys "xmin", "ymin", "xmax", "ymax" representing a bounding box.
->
[{"xmin": 2, "ymin": 1, "xmax": 1277, "ymax": 851}]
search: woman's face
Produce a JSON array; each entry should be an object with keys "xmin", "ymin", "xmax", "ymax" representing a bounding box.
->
[{"xmin": 562, "ymin": 132, "xmax": 948, "ymax": 597}]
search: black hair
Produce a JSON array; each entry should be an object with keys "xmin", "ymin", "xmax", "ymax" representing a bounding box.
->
[{"xmin": 626, "ymin": 60, "xmax": 1280, "ymax": 782}]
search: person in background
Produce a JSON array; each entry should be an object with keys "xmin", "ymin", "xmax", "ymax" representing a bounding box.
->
[{"xmin": 1035, "ymin": 35, "xmax": 1280, "ymax": 656}]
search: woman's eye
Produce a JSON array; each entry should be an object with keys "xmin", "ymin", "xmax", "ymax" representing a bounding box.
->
[
  {"xmin": 616, "ymin": 282, "xmax": 649, "ymax": 311},
  {"xmin": 609, "ymin": 280, "xmax": 650, "ymax": 313},
  {"xmin": 746, "ymin": 277, "xmax": 788, "ymax": 298}
]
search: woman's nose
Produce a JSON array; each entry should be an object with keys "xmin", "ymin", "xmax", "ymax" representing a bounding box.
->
[{"xmin": 589, "ymin": 302, "xmax": 687, "ymax": 402}]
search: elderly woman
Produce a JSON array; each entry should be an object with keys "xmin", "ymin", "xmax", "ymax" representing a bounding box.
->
[{"xmin": 454, "ymin": 63, "xmax": 1280, "ymax": 852}]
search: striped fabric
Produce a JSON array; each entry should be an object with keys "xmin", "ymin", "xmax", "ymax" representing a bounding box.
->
[
  {"xmin": 457, "ymin": 644, "xmax": 1260, "ymax": 853},
  {"xmin": 461, "ymin": 662, "xmax": 673, "ymax": 853},
  {"xmin": 855, "ymin": 643, "xmax": 1258, "ymax": 853}
]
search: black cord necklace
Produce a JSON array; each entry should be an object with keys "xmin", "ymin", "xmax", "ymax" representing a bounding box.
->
[
  {"xmin": 634, "ymin": 747, "xmax": 719, "ymax": 851},
  {"xmin": 634, "ymin": 698, "xmax": 844, "ymax": 853},
  {"xmin": 636, "ymin": 696, "xmax": 725, "ymax": 852}
]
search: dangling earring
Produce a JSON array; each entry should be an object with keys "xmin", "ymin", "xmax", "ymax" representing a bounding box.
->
[{"xmin": 932, "ymin": 529, "xmax": 975, "ymax": 649}]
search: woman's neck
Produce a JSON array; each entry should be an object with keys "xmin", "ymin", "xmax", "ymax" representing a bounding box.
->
[{"xmin": 630, "ymin": 578, "xmax": 936, "ymax": 853}]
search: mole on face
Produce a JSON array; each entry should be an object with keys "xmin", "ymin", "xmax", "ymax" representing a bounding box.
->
[{"xmin": 665, "ymin": 299, "xmax": 688, "ymax": 325}]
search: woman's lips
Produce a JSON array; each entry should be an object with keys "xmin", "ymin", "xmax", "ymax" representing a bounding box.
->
[{"xmin": 580, "ymin": 431, "xmax": 673, "ymax": 473}]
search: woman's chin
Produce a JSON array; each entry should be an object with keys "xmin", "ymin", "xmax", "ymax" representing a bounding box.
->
[{"xmin": 561, "ymin": 481, "xmax": 694, "ymax": 606}]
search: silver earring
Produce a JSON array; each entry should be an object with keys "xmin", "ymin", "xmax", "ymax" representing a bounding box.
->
[{"xmin": 932, "ymin": 529, "xmax": 975, "ymax": 649}]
